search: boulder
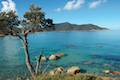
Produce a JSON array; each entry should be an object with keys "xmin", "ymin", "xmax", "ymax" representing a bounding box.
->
[
  {"xmin": 49, "ymin": 55, "xmax": 57, "ymax": 60},
  {"xmin": 103, "ymin": 70, "xmax": 111, "ymax": 74},
  {"xmin": 55, "ymin": 67, "xmax": 64, "ymax": 74},
  {"xmin": 49, "ymin": 53, "xmax": 65, "ymax": 60},
  {"xmin": 67, "ymin": 66, "xmax": 80, "ymax": 75},
  {"xmin": 49, "ymin": 70, "xmax": 55, "ymax": 76},
  {"xmin": 49, "ymin": 67, "xmax": 65, "ymax": 76},
  {"xmin": 54, "ymin": 53, "xmax": 65, "ymax": 57},
  {"xmin": 40, "ymin": 56, "xmax": 47, "ymax": 62}
]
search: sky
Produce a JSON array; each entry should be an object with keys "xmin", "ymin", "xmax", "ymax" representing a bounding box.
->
[{"xmin": 0, "ymin": 0, "xmax": 120, "ymax": 30}]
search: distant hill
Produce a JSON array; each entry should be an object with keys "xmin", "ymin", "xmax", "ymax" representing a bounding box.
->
[
  {"xmin": 54, "ymin": 22, "xmax": 108, "ymax": 31},
  {"xmin": 0, "ymin": 22, "xmax": 108, "ymax": 36}
]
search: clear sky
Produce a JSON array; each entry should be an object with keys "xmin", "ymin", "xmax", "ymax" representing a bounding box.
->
[{"xmin": 0, "ymin": 0, "xmax": 120, "ymax": 30}]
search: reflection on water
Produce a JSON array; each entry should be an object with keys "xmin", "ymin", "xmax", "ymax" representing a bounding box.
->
[
  {"xmin": 2, "ymin": 37, "xmax": 19, "ymax": 65},
  {"xmin": 0, "ymin": 36, "xmax": 27, "ymax": 79}
]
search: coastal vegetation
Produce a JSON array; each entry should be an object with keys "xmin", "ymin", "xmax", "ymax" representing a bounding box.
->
[{"xmin": 35, "ymin": 74, "xmax": 120, "ymax": 80}]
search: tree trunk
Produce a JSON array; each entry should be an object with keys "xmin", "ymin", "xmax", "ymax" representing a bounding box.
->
[
  {"xmin": 23, "ymin": 35, "xmax": 36, "ymax": 78},
  {"xmin": 35, "ymin": 55, "xmax": 42, "ymax": 74}
]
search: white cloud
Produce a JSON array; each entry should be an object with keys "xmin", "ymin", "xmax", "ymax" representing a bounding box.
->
[
  {"xmin": 55, "ymin": 0, "xmax": 85, "ymax": 12},
  {"xmin": 1, "ymin": 0, "xmax": 16, "ymax": 12},
  {"xmin": 89, "ymin": 0, "xmax": 107, "ymax": 9},
  {"xmin": 64, "ymin": 0, "xmax": 85, "ymax": 10},
  {"xmin": 55, "ymin": 8, "xmax": 62, "ymax": 12}
]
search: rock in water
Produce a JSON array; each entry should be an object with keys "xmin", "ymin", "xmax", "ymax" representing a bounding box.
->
[
  {"xmin": 40, "ymin": 56, "xmax": 47, "ymax": 62},
  {"xmin": 49, "ymin": 55, "xmax": 57, "ymax": 60},
  {"xmin": 67, "ymin": 66, "xmax": 80, "ymax": 75},
  {"xmin": 103, "ymin": 70, "xmax": 111, "ymax": 74},
  {"xmin": 54, "ymin": 53, "xmax": 64, "ymax": 57}
]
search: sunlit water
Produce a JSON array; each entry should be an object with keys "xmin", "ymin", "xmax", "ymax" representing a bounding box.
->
[{"xmin": 0, "ymin": 31, "xmax": 120, "ymax": 79}]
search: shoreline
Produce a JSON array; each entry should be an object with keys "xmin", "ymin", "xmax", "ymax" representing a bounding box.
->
[{"xmin": 0, "ymin": 30, "xmax": 110, "ymax": 37}]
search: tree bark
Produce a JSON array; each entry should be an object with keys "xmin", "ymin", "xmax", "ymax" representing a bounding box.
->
[{"xmin": 23, "ymin": 34, "xmax": 36, "ymax": 78}]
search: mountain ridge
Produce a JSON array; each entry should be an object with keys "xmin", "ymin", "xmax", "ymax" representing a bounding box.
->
[{"xmin": 54, "ymin": 22, "xmax": 108, "ymax": 31}]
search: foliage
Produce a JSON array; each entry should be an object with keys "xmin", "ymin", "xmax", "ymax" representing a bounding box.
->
[
  {"xmin": 23, "ymin": 4, "xmax": 45, "ymax": 30},
  {"xmin": 23, "ymin": 4, "xmax": 54, "ymax": 32},
  {"xmin": 0, "ymin": 11, "xmax": 20, "ymax": 35},
  {"xmin": 24, "ymin": 4, "xmax": 45, "ymax": 24}
]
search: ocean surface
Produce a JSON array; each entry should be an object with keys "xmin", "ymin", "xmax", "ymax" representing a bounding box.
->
[{"xmin": 0, "ymin": 31, "xmax": 120, "ymax": 79}]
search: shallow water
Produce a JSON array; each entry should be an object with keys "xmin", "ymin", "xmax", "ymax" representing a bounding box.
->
[{"xmin": 0, "ymin": 31, "xmax": 120, "ymax": 79}]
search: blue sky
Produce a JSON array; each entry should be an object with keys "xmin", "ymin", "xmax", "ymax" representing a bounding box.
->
[{"xmin": 0, "ymin": 0, "xmax": 120, "ymax": 30}]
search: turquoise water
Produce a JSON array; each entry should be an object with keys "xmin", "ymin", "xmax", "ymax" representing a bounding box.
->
[{"xmin": 0, "ymin": 31, "xmax": 120, "ymax": 79}]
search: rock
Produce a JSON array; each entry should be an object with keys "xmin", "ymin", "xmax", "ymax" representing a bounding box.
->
[
  {"xmin": 49, "ymin": 67, "xmax": 65, "ymax": 76},
  {"xmin": 67, "ymin": 66, "xmax": 80, "ymax": 75},
  {"xmin": 49, "ymin": 70, "xmax": 55, "ymax": 76},
  {"xmin": 111, "ymin": 71, "xmax": 120, "ymax": 75},
  {"xmin": 103, "ymin": 70, "xmax": 111, "ymax": 74},
  {"xmin": 102, "ymin": 77, "xmax": 112, "ymax": 80},
  {"xmin": 49, "ymin": 53, "xmax": 65, "ymax": 60},
  {"xmin": 55, "ymin": 67, "xmax": 64, "ymax": 74},
  {"xmin": 49, "ymin": 55, "xmax": 57, "ymax": 60},
  {"xmin": 40, "ymin": 56, "xmax": 47, "ymax": 62},
  {"xmin": 103, "ymin": 70, "xmax": 120, "ymax": 75},
  {"xmin": 54, "ymin": 53, "xmax": 65, "ymax": 57}
]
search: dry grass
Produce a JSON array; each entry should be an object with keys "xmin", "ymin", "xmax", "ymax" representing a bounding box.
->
[{"xmin": 35, "ymin": 74, "xmax": 120, "ymax": 80}]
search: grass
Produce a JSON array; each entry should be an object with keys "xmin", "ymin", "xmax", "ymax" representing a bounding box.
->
[{"xmin": 35, "ymin": 74, "xmax": 120, "ymax": 80}]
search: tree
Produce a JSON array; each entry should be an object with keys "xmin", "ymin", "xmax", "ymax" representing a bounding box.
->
[
  {"xmin": 0, "ymin": 11, "xmax": 20, "ymax": 35},
  {"xmin": 7, "ymin": 11, "xmax": 20, "ymax": 34},
  {"xmin": 0, "ymin": 4, "xmax": 55, "ymax": 79},
  {"xmin": 20, "ymin": 5, "xmax": 46, "ymax": 78},
  {"xmin": 45, "ymin": 18, "xmax": 55, "ymax": 31},
  {"xmin": 19, "ymin": 5, "xmax": 54, "ymax": 79},
  {"xmin": 0, "ymin": 12, "xmax": 8, "ymax": 34},
  {"xmin": 24, "ymin": 4, "xmax": 45, "ymax": 31}
]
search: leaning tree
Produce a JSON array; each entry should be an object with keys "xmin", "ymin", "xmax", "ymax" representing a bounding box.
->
[
  {"xmin": 21, "ymin": 5, "xmax": 54, "ymax": 78},
  {"xmin": 0, "ymin": 4, "xmax": 54, "ymax": 79}
]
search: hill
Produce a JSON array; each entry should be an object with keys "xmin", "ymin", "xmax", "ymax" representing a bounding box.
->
[
  {"xmin": 0, "ymin": 22, "xmax": 108, "ymax": 36},
  {"xmin": 54, "ymin": 22, "xmax": 108, "ymax": 31}
]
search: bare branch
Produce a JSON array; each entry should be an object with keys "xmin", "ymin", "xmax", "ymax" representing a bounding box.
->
[{"xmin": 35, "ymin": 55, "xmax": 42, "ymax": 74}]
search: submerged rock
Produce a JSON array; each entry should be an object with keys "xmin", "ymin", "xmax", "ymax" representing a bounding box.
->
[
  {"xmin": 67, "ymin": 66, "xmax": 80, "ymax": 75},
  {"xmin": 83, "ymin": 61, "xmax": 93, "ymax": 65},
  {"xmin": 103, "ymin": 64, "xmax": 111, "ymax": 67},
  {"xmin": 103, "ymin": 70, "xmax": 120, "ymax": 75}
]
